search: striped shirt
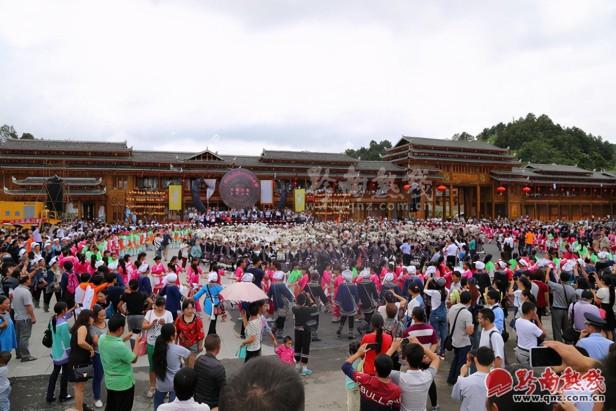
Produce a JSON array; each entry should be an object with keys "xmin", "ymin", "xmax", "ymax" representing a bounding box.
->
[{"xmin": 405, "ymin": 323, "xmax": 437, "ymax": 349}]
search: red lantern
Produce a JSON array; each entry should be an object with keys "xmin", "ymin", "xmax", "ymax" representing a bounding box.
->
[
  {"xmin": 522, "ymin": 186, "xmax": 531, "ymax": 194},
  {"xmin": 496, "ymin": 186, "xmax": 506, "ymax": 193},
  {"xmin": 436, "ymin": 185, "xmax": 447, "ymax": 192},
  {"xmin": 403, "ymin": 184, "xmax": 411, "ymax": 191}
]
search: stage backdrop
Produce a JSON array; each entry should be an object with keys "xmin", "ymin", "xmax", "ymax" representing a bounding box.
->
[{"xmin": 260, "ymin": 180, "xmax": 274, "ymax": 204}]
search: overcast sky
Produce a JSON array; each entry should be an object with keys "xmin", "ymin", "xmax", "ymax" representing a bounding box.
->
[{"xmin": 1, "ymin": 0, "xmax": 615, "ymax": 155}]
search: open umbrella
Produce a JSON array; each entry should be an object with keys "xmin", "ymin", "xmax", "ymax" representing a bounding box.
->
[{"xmin": 219, "ymin": 282, "xmax": 268, "ymax": 303}]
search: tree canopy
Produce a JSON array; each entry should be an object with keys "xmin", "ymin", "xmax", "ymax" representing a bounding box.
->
[
  {"xmin": 474, "ymin": 113, "xmax": 614, "ymax": 171},
  {"xmin": 345, "ymin": 139, "xmax": 392, "ymax": 160},
  {"xmin": 0, "ymin": 125, "xmax": 36, "ymax": 141}
]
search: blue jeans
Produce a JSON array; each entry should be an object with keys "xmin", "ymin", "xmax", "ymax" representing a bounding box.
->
[
  {"xmin": 429, "ymin": 305, "xmax": 448, "ymax": 354},
  {"xmin": 0, "ymin": 386, "xmax": 10, "ymax": 411},
  {"xmin": 153, "ymin": 390, "xmax": 175, "ymax": 411},
  {"xmin": 92, "ymin": 353, "xmax": 104, "ymax": 401}
]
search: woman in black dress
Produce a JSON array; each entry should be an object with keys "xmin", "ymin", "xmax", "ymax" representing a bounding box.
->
[{"xmin": 69, "ymin": 309, "xmax": 95, "ymax": 411}]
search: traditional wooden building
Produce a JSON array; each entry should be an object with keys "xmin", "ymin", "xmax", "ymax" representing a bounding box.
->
[{"xmin": 1, "ymin": 136, "xmax": 614, "ymax": 222}]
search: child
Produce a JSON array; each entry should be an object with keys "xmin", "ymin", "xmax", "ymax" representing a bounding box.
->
[
  {"xmin": 0, "ymin": 351, "xmax": 11, "ymax": 411},
  {"xmin": 344, "ymin": 341, "xmax": 362, "ymax": 411},
  {"xmin": 275, "ymin": 336, "xmax": 296, "ymax": 365}
]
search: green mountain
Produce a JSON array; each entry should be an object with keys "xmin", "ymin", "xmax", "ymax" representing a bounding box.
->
[{"xmin": 473, "ymin": 113, "xmax": 615, "ymax": 171}]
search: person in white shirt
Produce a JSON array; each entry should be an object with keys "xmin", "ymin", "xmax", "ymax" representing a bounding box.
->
[
  {"xmin": 158, "ymin": 367, "xmax": 210, "ymax": 411},
  {"xmin": 478, "ymin": 308, "xmax": 505, "ymax": 368},
  {"xmin": 452, "ymin": 346, "xmax": 495, "ymax": 411},
  {"xmin": 514, "ymin": 301, "xmax": 545, "ymax": 367}
]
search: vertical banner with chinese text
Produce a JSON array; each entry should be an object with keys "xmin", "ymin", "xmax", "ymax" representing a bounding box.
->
[
  {"xmin": 260, "ymin": 180, "xmax": 274, "ymax": 204},
  {"xmin": 294, "ymin": 189, "xmax": 305, "ymax": 212},
  {"xmin": 169, "ymin": 185, "xmax": 182, "ymax": 210}
]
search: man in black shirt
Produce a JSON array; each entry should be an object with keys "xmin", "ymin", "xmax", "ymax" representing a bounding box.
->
[
  {"xmin": 194, "ymin": 334, "xmax": 226, "ymax": 408},
  {"xmin": 247, "ymin": 257, "xmax": 266, "ymax": 289}
]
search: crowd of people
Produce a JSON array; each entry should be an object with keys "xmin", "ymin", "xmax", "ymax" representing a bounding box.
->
[{"xmin": 1, "ymin": 216, "xmax": 616, "ymax": 410}]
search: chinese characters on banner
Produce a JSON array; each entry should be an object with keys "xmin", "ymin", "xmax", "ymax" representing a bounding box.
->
[{"xmin": 305, "ymin": 165, "xmax": 432, "ymax": 200}]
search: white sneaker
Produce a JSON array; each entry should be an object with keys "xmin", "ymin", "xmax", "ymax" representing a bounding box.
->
[{"xmin": 94, "ymin": 400, "xmax": 104, "ymax": 408}]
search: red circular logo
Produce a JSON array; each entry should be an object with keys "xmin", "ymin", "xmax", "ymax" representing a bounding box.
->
[
  {"xmin": 219, "ymin": 168, "xmax": 260, "ymax": 209},
  {"xmin": 485, "ymin": 368, "xmax": 513, "ymax": 398}
]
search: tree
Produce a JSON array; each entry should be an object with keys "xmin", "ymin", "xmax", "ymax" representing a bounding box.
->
[
  {"xmin": 451, "ymin": 132, "xmax": 475, "ymax": 142},
  {"xmin": 20, "ymin": 132, "xmax": 35, "ymax": 139},
  {"xmin": 476, "ymin": 113, "xmax": 616, "ymax": 170},
  {"xmin": 0, "ymin": 125, "xmax": 18, "ymax": 141},
  {"xmin": 345, "ymin": 139, "xmax": 392, "ymax": 160}
]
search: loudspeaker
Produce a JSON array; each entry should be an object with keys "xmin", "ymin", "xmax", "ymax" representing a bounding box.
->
[{"xmin": 47, "ymin": 176, "xmax": 64, "ymax": 213}]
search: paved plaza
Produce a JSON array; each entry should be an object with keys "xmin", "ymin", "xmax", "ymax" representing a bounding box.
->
[{"xmin": 7, "ymin": 242, "xmax": 533, "ymax": 411}]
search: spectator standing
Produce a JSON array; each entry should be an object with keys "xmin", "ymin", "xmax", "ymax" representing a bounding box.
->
[
  {"xmin": 514, "ymin": 302, "xmax": 545, "ymax": 367},
  {"xmin": 175, "ymin": 299, "xmax": 205, "ymax": 354},
  {"xmin": 90, "ymin": 304, "xmax": 109, "ymax": 408},
  {"xmin": 45, "ymin": 302, "xmax": 73, "ymax": 403},
  {"xmin": 193, "ymin": 273, "xmax": 224, "ymax": 336},
  {"xmin": 13, "ymin": 275, "xmax": 37, "ymax": 361},
  {"xmin": 342, "ymin": 344, "xmax": 401, "ymax": 411},
  {"xmin": 194, "ymin": 334, "xmax": 226, "ymax": 409},
  {"xmin": 478, "ymin": 308, "xmax": 505, "ymax": 368},
  {"xmin": 99, "ymin": 314, "xmax": 140, "ymax": 411},
  {"xmin": 446, "ymin": 291, "xmax": 474, "ymax": 385},
  {"xmin": 69, "ymin": 309, "xmax": 95, "ymax": 411},
  {"xmin": 386, "ymin": 337, "xmax": 440, "ymax": 411},
  {"xmin": 0, "ymin": 297, "xmax": 16, "ymax": 354},
  {"xmin": 576, "ymin": 312, "xmax": 613, "ymax": 361},
  {"xmin": 451, "ymin": 346, "xmax": 495, "ymax": 411},
  {"xmin": 240, "ymin": 302, "xmax": 263, "ymax": 362},
  {"xmin": 153, "ymin": 323, "xmax": 195, "ymax": 410},
  {"xmin": 568, "ymin": 290, "xmax": 600, "ymax": 337},
  {"xmin": 157, "ymin": 368, "xmax": 210, "ymax": 411},
  {"xmin": 547, "ymin": 271, "xmax": 577, "ymax": 342},
  {"xmin": 143, "ymin": 297, "xmax": 175, "ymax": 398}
]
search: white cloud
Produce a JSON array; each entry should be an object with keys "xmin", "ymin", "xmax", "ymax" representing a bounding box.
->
[{"xmin": 0, "ymin": 0, "xmax": 614, "ymax": 154}]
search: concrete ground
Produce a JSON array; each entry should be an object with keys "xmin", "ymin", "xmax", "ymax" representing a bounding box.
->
[{"xmin": 8, "ymin": 241, "xmax": 543, "ymax": 411}]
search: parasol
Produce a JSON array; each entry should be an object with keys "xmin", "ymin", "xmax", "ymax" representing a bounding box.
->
[{"xmin": 219, "ymin": 282, "xmax": 268, "ymax": 303}]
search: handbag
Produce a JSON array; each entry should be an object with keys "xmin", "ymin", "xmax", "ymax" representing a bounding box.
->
[
  {"xmin": 206, "ymin": 285, "xmax": 224, "ymax": 318},
  {"xmin": 444, "ymin": 307, "xmax": 466, "ymax": 351},
  {"xmin": 42, "ymin": 322, "xmax": 53, "ymax": 348},
  {"xmin": 73, "ymin": 363, "xmax": 94, "ymax": 380},
  {"xmin": 135, "ymin": 333, "xmax": 148, "ymax": 357},
  {"xmin": 236, "ymin": 345, "xmax": 247, "ymax": 359}
]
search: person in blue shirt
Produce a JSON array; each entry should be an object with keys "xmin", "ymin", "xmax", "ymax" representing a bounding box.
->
[
  {"xmin": 576, "ymin": 312, "xmax": 613, "ymax": 361},
  {"xmin": 160, "ymin": 273, "xmax": 182, "ymax": 320},
  {"xmin": 136, "ymin": 263, "xmax": 152, "ymax": 297},
  {"xmin": 486, "ymin": 289, "xmax": 505, "ymax": 335},
  {"xmin": 193, "ymin": 272, "xmax": 224, "ymax": 336}
]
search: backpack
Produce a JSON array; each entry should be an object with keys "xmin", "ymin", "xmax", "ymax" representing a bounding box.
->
[{"xmin": 67, "ymin": 272, "xmax": 79, "ymax": 294}]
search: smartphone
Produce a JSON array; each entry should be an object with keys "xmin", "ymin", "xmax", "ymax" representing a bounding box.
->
[
  {"xmin": 366, "ymin": 343, "xmax": 379, "ymax": 351},
  {"xmin": 530, "ymin": 347, "xmax": 562, "ymax": 368},
  {"xmin": 132, "ymin": 328, "xmax": 141, "ymax": 334}
]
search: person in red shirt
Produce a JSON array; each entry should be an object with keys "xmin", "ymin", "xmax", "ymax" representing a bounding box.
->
[
  {"xmin": 532, "ymin": 272, "xmax": 550, "ymax": 321},
  {"xmin": 341, "ymin": 343, "xmax": 401, "ymax": 411},
  {"xmin": 360, "ymin": 315, "xmax": 393, "ymax": 376}
]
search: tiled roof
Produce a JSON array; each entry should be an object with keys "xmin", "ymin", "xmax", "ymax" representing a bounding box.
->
[
  {"xmin": 356, "ymin": 160, "xmax": 404, "ymax": 172},
  {"xmin": 0, "ymin": 137, "xmax": 130, "ymax": 152},
  {"xmin": 525, "ymin": 163, "xmax": 590, "ymax": 174},
  {"xmin": 400, "ymin": 136, "xmax": 508, "ymax": 152},
  {"xmin": 261, "ymin": 150, "xmax": 356, "ymax": 163}
]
